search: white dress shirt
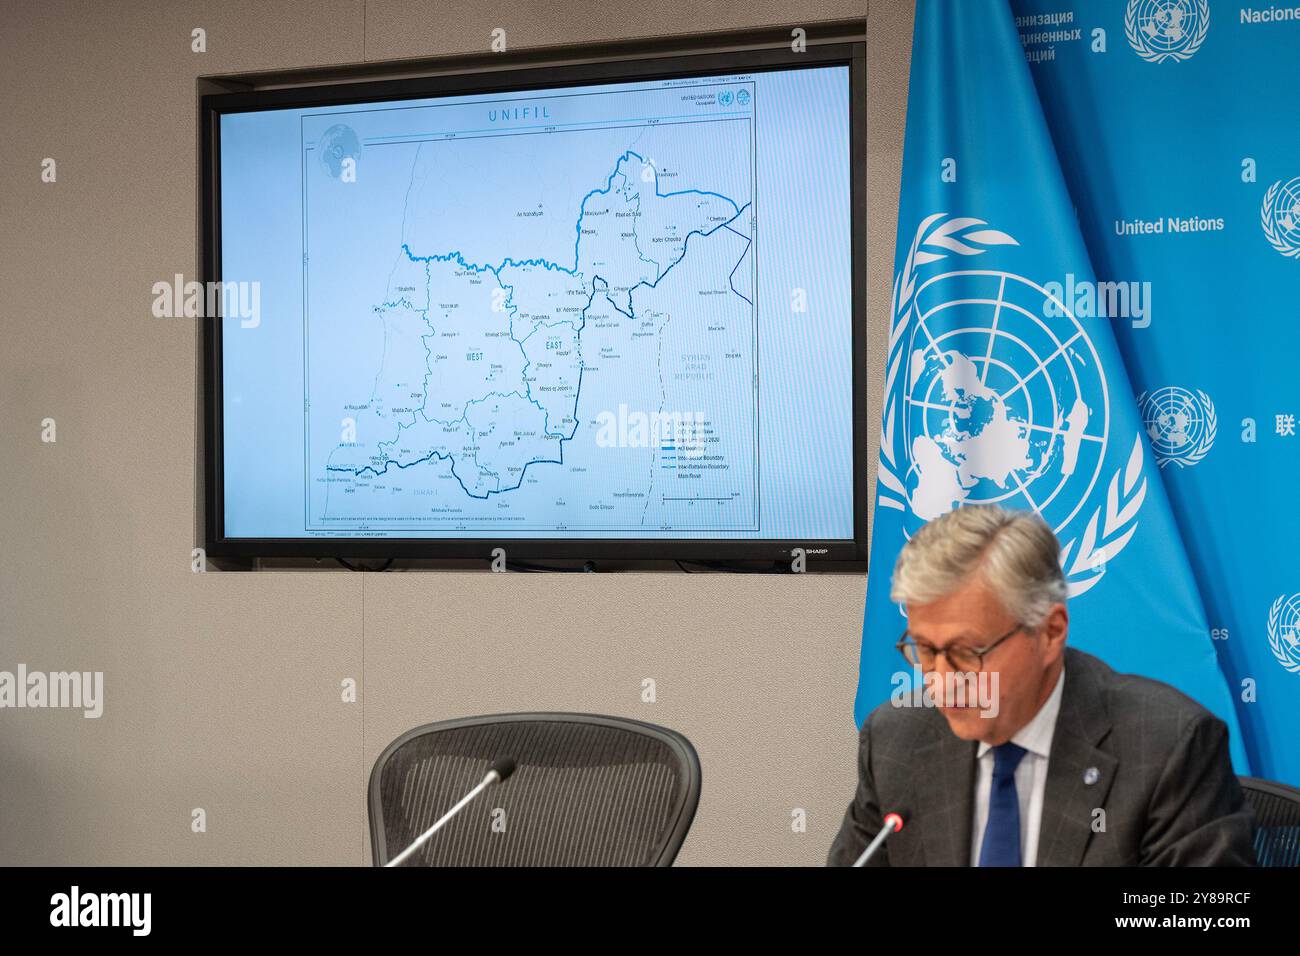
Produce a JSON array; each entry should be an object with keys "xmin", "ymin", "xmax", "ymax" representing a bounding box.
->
[{"xmin": 970, "ymin": 666, "xmax": 1065, "ymax": 866}]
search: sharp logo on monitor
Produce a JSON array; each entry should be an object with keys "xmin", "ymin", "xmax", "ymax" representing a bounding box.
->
[{"xmin": 202, "ymin": 43, "xmax": 866, "ymax": 566}]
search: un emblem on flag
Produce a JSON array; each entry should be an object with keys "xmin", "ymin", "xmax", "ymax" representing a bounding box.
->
[
  {"xmin": 901, "ymin": 271, "xmax": 1109, "ymax": 537},
  {"xmin": 880, "ymin": 216, "xmax": 1147, "ymax": 598},
  {"xmin": 1125, "ymin": 0, "xmax": 1210, "ymax": 63},
  {"xmin": 1267, "ymin": 594, "xmax": 1300, "ymax": 674},
  {"xmin": 1137, "ymin": 387, "xmax": 1216, "ymax": 468},
  {"xmin": 1261, "ymin": 177, "xmax": 1300, "ymax": 259}
]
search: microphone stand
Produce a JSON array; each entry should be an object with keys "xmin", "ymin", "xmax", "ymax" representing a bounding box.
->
[{"xmin": 384, "ymin": 758, "xmax": 516, "ymax": 867}]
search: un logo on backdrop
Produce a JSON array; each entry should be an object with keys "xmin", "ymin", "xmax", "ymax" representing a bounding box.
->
[
  {"xmin": 1125, "ymin": 0, "xmax": 1210, "ymax": 63},
  {"xmin": 1261, "ymin": 177, "xmax": 1300, "ymax": 258},
  {"xmin": 1267, "ymin": 594, "xmax": 1300, "ymax": 674},
  {"xmin": 1137, "ymin": 387, "xmax": 1216, "ymax": 468},
  {"xmin": 879, "ymin": 215, "xmax": 1147, "ymax": 598}
]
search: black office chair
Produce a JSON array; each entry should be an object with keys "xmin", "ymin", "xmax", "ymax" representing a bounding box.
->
[
  {"xmin": 1239, "ymin": 776, "xmax": 1300, "ymax": 867},
  {"xmin": 369, "ymin": 713, "xmax": 701, "ymax": 866}
]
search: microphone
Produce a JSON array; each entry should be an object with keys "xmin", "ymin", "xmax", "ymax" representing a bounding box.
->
[
  {"xmin": 485, "ymin": 757, "xmax": 516, "ymax": 784},
  {"xmin": 852, "ymin": 808, "xmax": 908, "ymax": 868},
  {"xmin": 384, "ymin": 756, "xmax": 517, "ymax": 867}
]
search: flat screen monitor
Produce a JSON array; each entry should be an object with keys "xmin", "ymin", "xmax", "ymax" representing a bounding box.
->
[{"xmin": 202, "ymin": 43, "xmax": 866, "ymax": 564}]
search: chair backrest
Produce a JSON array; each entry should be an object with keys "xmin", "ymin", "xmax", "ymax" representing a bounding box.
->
[
  {"xmin": 369, "ymin": 713, "xmax": 701, "ymax": 867},
  {"xmin": 1238, "ymin": 775, "xmax": 1300, "ymax": 867}
]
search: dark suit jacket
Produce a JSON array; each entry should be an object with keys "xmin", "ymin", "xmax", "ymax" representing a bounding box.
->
[{"xmin": 828, "ymin": 647, "xmax": 1256, "ymax": 866}]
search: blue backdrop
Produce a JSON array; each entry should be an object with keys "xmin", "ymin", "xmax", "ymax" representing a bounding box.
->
[{"xmin": 858, "ymin": 0, "xmax": 1300, "ymax": 786}]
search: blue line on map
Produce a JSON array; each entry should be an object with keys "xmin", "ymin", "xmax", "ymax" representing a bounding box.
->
[{"xmin": 327, "ymin": 149, "xmax": 751, "ymax": 500}]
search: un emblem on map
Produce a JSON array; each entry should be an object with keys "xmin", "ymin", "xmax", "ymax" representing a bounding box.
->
[
  {"xmin": 1267, "ymin": 594, "xmax": 1300, "ymax": 674},
  {"xmin": 317, "ymin": 124, "xmax": 361, "ymax": 178},
  {"xmin": 878, "ymin": 215, "xmax": 1147, "ymax": 598},
  {"xmin": 1125, "ymin": 0, "xmax": 1210, "ymax": 63},
  {"xmin": 1137, "ymin": 387, "xmax": 1216, "ymax": 468},
  {"xmin": 1261, "ymin": 177, "xmax": 1300, "ymax": 259}
]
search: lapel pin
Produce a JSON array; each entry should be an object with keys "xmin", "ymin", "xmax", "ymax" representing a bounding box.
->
[{"xmin": 1083, "ymin": 767, "xmax": 1100, "ymax": 785}]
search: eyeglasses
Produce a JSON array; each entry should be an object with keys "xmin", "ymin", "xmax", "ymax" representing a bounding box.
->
[{"xmin": 896, "ymin": 624, "xmax": 1028, "ymax": 672}]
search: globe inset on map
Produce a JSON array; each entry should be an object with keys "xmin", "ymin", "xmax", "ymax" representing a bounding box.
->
[
  {"xmin": 317, "ymin": 124, "xmax": 360, "ymax": 178},
  {"xmin": 901, "ymin": 271, "xmax": 1109, "ymax": 539}
]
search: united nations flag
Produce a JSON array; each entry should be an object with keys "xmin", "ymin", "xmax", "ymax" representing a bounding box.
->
[{"xmin": 855, "ymin": 0, "xmax": 1248, "ymax": 770}]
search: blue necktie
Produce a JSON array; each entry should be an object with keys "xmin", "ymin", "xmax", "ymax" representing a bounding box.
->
[{"xmin": 979, "ymin": 742, "xmax": 1027, "ymax": 867}]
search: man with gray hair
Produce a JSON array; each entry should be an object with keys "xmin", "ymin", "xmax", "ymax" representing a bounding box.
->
[{"xmin": 828, "ymin": 504, "xmax": 1254, "ymax": 867}]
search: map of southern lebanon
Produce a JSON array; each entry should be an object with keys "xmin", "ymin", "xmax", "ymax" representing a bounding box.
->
[{"xmin": 306, "ymin": 107, "xmax": 758, "ymax": 533}]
